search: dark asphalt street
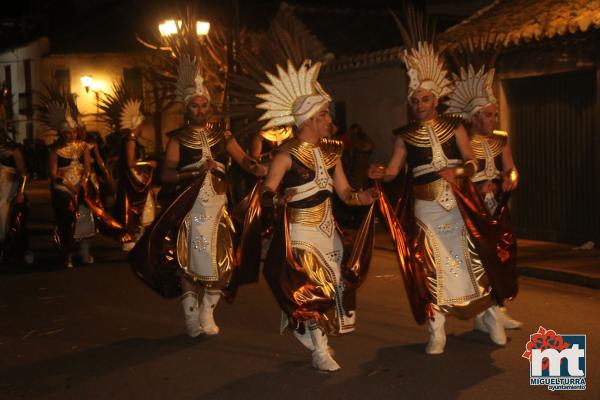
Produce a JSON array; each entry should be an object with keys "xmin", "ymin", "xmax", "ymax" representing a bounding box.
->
[{"xmin": 0, "ymin": 181, "xmax": 597, "ymax": 400}]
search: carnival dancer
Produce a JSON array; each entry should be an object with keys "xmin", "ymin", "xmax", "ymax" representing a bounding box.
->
[
  {"xmin": 368, "ymin": 6, "xmax": 518, "ymax": 354},
  {"xmin": 68, "ymin": 94, "xmax": 116, "ymax": 210},
  {"xmin": 0, "ymin": 110, "xmax": 32, "ymax": 264},
  {"xmin": 444, "ymin": 53, "xmax": 521, "ymax": 330},
  {"xmin": 259, "ymin": 60, "xmax": 377, "ymax": 371},
  {"xmin": 130, "ymin": 34, "xmax": 267, "ymax": 337},
  {"xmin": 99, "ymin": 82, "xmax": 155, "ymax": 251},
  {"xmin": 39, "ymin": 84, "xmax": 127, "ymax": 268}
]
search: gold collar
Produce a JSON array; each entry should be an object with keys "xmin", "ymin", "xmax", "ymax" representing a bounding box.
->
[
  {"xmin": 285, "ymin": 137, "xmax": 343, "ymax": 171},
  {"xmin": 176, "ymin": 121, "xmax": 224, "ymax": 150},
  {"xmin": 395, "ymin": 114, "xmax": 462, "ymax": 148},
  {"xmin": 55, "ymin": 140, "xmax": 87, "ymax": 159},
  {"xmin": 470, "ymin": 130, "xmax": 508, "ymax": 159}
]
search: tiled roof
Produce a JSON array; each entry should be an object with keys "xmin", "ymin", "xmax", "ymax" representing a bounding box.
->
[
  {"xmin": 322, "ymin": 47, "xmax": 403, "ymax": 73},
  {"xmin": 439, "ymin": 0, "xmax": 600, "ymax": 48}
]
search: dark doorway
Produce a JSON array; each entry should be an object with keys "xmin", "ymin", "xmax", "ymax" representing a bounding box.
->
[{"xmin": 504, "ymin": 70, "xmax": 597, "ymax": 244}]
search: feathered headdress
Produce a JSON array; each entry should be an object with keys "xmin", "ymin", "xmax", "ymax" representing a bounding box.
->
[
  {"xmin": 390, "ymin": 3, "xmax": 452, "ymax": 98},
  {"xmin": 256, "ymin": 60, "xmax": 331, "ymax": 129},
  {"xmin": 36, "ymin": 83, "xmax": 78, "ymax": 131},
  {"xmin": 154, "ymin": 8, "xmax": 212, "ymax": 106},
  {"xmin": 445, "ymin": 32, "xmax": 501, "ymax": 121},
  {"xmin": 214, "ymin": 3, "xmax": 329, "ymax": 137},
  {"xmin": 445, "ymin": 65, "xmax": 496, "ymax": 121},
  {"xmin": 98, "ymin": 80, "xmax": 144, "ymax": 131},
  {"xmin": 175, "ymin": 54, "xmax": 210, "ymax": 104}
]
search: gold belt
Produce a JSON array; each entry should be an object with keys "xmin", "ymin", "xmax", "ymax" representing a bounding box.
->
[
  {"xmin": 414, "ymin": 178, "xmax": 465, "ymax": 201},
  {"xmin": 413, "ymin": 179, "xmax": 446, "ymax": 201},
  {"xmin": 288, "ymin": 198, "xmax": 329, "ymax": 226}
]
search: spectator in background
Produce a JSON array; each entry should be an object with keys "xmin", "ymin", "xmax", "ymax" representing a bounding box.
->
[{"xmin": 347, "ymin": 123, "xmax": 374, "ymax": 190}]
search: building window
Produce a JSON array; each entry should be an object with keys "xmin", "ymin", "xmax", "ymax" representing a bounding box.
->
[
  {"xmin": 123, "ymin": 67, "xmax": 144, "ymax": 104},
  {"xmin": 19, "ymin": 60, "xmax": 34, "ymax": 118},
  {"xmin": 54, "ymin": 68, "xmax": 71, "ymax": 93}
]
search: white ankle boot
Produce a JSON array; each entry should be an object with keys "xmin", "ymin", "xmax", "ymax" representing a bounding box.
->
[
  {"xmin": 293, "ymin": 328, "xmax": 315, "ymax": 351},
  {"xmin": 293, "ymin": 326, "xmax": 335, "ymax": 356},
  {"xmin": 474, "ymin": 306, "xmax": 507, "ymax": 345},
  {"xmin": 426, "ymin": 310, "xmax": 446, "ymax": 355},
  {"xmin": 475, "ymin": 307, "xmax": 522, "ymax": 332},
  {"xmin": 309, "ymin": 328, "xmax": 340, "ymax": 372},
  {"xmin": 198, "ymin": 291, "xmax": 220, "ymax": 335},
  {"xmin": 181, "ymin": 292, "xmax": 202, "ymax": 338},
  {"xmin": 79, "ymin": 240, "xmax": 94, "ymax": 264},
  {"xmin": 500, "ymin": 307, "xmax": 522, "ymax": 329}
]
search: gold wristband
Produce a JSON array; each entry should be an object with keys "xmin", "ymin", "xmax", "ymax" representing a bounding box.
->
[
  {"xmin": 345, "ymin": 190, "xmax": 362, "ymax": 206},
  {"xmin": 175, "ymin": 170, "xmax": 201, "ymax": 183},
  {"xmin": 507, "ymin": 168, "xmax": 519, "ymax": 183},
  {"xmin": 462, "ymin": 159, "xmax": 478, "ymax": 178},
  {"xmin": 19, "ymin": 175, "xmax": 28, "ymax": 193},
  {"xmin": 260, "ymin": 189, "xmax": 279, "ymax": 207}
]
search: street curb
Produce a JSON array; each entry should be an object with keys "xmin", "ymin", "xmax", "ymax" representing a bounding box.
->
[
  {"xmin": 374, "ymin": 245, "xmax": 600, "ymax": 290},
  {"xmin": 517, "ymin": 266, "xmax": 600, "ymax": 290}
]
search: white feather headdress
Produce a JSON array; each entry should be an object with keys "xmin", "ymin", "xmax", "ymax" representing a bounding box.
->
[
  {"xmin": 256, "ymin": 60, "xmax": 331, "ymax": 129},
  {"xmin": 36, "ymin": 84, "xmax": 78, "ymax": 131},
  {"xmin": 175, "ymin": 55, "xmax": 210, "ymax": 105},
  {"xmin": 445, "ymin": 65, "xmax": 496, "ymax": 121},
  {"xmin": 98, "ymin": 81, "xmax": 144, "ymax": 132},
  {"xmin": 403, "ymin": 42, "xmax": 453, "ymax": 99},
  {"xmin": 50, "ymin": 102, "xmax": 77, "ymax": 130},
  {"xmin": 120, "ymin": 99, "xmax": 145, "ymax": 130}
]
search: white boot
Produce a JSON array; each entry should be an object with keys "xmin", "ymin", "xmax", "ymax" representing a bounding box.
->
[
  {"xmin": 309, "ymin": 326, "xmax": 341, "ymax": 372},
  {"xmin": 122, "ymin": 241, "xmax": 135, "ymax": 252},
  {"xmin": 475, "ymin": 306, "xmax": 507, "ymax": 345},
  {"xmin": 181, "ymin": 292, "xmax": 202, "ymax": 338},
  {"xmin": 293, "ymin": 325, "xmax": 335, "ymax": 356},
  {"xmin": 79, "ymin": 239, "xmax": 94, "ymax": 264},
  {"xmin": 500, "ymin": 307, "xmax": 523, "ymax": 329},
  {"xmin": 65, "ymin": 254, "xmax": 74, "ymax": 269},
  {"xmin": 198, "ymin": 291, "xmax": 220, "ymax": 335},
  {"xmin": 293, "ymin": 328, "xmax": 315, "ymax": 351},
  {"xmin": 426, "ymin": 310, "xmax": 446, "ymax": 355}
]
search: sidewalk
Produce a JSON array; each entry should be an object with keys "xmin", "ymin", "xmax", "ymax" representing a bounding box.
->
[{"xmin": 374, "ymin": 228, "xmax": 600, "ymax": 290}]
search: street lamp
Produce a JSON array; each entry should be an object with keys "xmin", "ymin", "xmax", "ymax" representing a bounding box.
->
[
  {"xmin": 80, "ymin": 75, "xmax": 93, "ymax": 93},
  {"xmin": 158, "ymin": 19, "xmax": 210, "ymax": 37}
]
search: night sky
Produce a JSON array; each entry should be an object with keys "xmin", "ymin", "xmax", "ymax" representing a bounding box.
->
[{"xmin": 1, "ymin": 0, "xmax": 491, "ymax": 55}]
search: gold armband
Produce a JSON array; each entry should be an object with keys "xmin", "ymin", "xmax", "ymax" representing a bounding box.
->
[
  {"xmin": 507, "ymin": 168, "xmax": 519, "ymax": 183},
  {"xmin": 175, "ymin": 170, "xmax": 202, "ymax": 183},
  {"xmin": 459, "ymin": 159, "xmax": 477, "ymax": 178}
]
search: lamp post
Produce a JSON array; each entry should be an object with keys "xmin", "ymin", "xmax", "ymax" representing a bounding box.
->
[
  {"xmin": 80, "ymin": 75, "xmax": 101, "ymax": 122},
  {"xmin": 158, "ymin": 19, "xmax": 210, "ymax": 38},
  {"xmin": 80, "ymin": 75, "xmax": 93, "ymax": 93}
]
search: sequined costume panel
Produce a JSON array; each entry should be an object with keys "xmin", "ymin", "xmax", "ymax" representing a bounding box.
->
[
  {"xmin": 264, "ymin": 138, "xmax": 366, "ymax": 335},
  {"xmin": 173, "ymin": 125, "xmax": 235, "ymax": 289}
]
